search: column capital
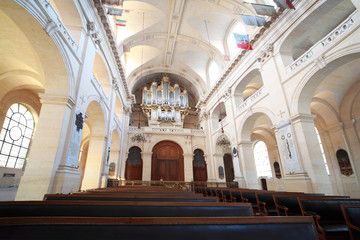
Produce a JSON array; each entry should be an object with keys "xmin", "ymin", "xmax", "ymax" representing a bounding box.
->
[
  {"xmin": 39, "ymin": 94, "xmax": 75, "ymax": 108},
  {"xmin": 238, "ymin": 141, "xmax": 253, "ymax": 147},
  {"xmin": 290, "ymin": 113, "xmax": 316, "ymax": 124}
]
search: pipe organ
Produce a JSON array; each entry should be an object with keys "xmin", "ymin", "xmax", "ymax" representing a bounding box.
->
[{"xmin": 141, "ymin": 76, "xmax": 189, "ymax": 127}]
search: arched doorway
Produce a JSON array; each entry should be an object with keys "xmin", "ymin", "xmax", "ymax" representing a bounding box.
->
[
  {"xmin": 125, "ymin": 146, "xmax": 143, "ymax": 180},
  {"xmin": 151, "ymin": 141, "xmax": 184, "ymax": 181},
  {"xmin": 223, "ymin": 153, "xmax": 234, "ymax": 182},
  {"xmin": 193, "ymin": 149, "xmax": 207, "ymax": 181}
]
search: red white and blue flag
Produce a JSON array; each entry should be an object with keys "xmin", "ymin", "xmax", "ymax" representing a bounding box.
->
[{"xmin": 233, "ymin": 33, "xmax": 253, "ymax": 50}]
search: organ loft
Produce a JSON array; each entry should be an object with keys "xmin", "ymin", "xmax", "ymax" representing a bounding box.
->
[{"xmin": 141, "ymin": 76, "xmax": 190, "ymax": 127}]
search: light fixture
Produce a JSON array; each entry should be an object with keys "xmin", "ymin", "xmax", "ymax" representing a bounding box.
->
[
  {"xmin": 216, "ymin": 128, "xmax": 231, "ymax": 148},
  {"xmin": 131, "ymin": 124, "xmax": 146, "ymax": 143}
]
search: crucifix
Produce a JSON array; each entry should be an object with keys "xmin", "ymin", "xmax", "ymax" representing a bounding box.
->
[
  {"xmin": 277, "ymin": 109, "xmax": 285, "ymax": 118},
  {"xmin": 80, "ymin": 95, "xmax": 86, "ymax": 104}
]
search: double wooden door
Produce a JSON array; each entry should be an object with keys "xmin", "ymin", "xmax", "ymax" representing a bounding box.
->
[{"xmin": 151, "ymin": 141, "xmax": 184, "ymax": 181}]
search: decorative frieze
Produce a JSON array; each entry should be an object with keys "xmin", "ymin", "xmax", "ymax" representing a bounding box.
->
[
  {"xmin": 93, "ymin": 0, "xmax": 132, "ymax": 102},
  {"xmin": 238, "ymin": 86, "xmax": 266, "ymax": 113},
  {"xmin": 321, "ymin": 17, "xmax": 354, "ymax": 47},
  {"xmin": 222, "ymin": 88, "xmax": 231, "ymax": 100},
  {"xmin": 288, "ymin": 11, "xmax": 356, "ymax": 73},
  {"xmin": 289, "ymin": 50, "xmax": 313, "ymax": 71},
  {"xmin": 257, "ymin": 44, "xmax": 273, "ymax": 64}
]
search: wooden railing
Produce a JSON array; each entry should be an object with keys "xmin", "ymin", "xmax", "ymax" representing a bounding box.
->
[{"xmin": 107, "ymin": 179, "xmax": 239, "ymax": 191}]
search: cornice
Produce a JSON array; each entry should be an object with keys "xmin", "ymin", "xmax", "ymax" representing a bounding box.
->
[{"xmin": 93, "ymin": 0, "xmax": 133, "ymax": 103}]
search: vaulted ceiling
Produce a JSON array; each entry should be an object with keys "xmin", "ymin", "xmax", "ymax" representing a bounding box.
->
[{"xmin": 104, "ymin": 0, "xmax": 263, "ymax": 106}]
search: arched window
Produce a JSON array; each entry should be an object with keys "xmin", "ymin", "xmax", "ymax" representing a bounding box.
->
[
  {"xmin": 227, "ymin": 22, "xmax": 247, "ymax": 59},
  {"xmin": 253, "ymin": 141, "xmax": 272, "ymax": 178},
  {"xmin": 209, "ymin": 60, "xmax": 221, "ymax": 87},
  {"xmin": 0, "ymin": 104, "xmax": 34, "ymax": 169},
  {"xmin": 315, "ymin": 127, "xmax": 330, "ymax": 175},
  {"xmin": 336, "ymin": 149, "xmax": 353, "ymax": 176}
]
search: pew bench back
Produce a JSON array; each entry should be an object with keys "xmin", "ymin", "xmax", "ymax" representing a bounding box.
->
[
  {"xmin": 0, "ymin": 216, "xmax": 319, "ymax": 240},
  {"xmin": 0, "ymin": 201, "xmax": 253, "ymax": 218},
  {"xmin": 43, "ymin": 194, "xmax": 218, "ymax": 202}
]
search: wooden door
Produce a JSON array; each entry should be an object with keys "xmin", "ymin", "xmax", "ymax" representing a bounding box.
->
[
  {"xmin": 223, "ymin": 153, "xmax": 234, "ymax": 182},
  {"xmin": 193, "ymin": 149, "xmax": 207, "ymax": 181},
  {"xmin": 151, "ymin": 141, "xmax": 184, "ymax": 181},
  {"xmin": 157, "ymin": 159, "xmax": 179, "ymax": 180},
  {"xmin": 125, "ymin": 147, "xmax": 143, "ymax": 180}
]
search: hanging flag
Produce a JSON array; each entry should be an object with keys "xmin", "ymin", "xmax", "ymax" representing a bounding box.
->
[
  {"xmin": 224, "ymin": 55, "xmax": 230, "ymax": 61},
  {"xmin": 240, "ymin": 15, "xmax": 269, "ymax": 27},
  {"xmin": 273, "ymin": 0, "xmax": 295, "ymax": 10},
  {"xmin": 107, "ymin": 8, "xmax": 123, "ymax": 16},
  {"xmin": 233, "ymin": 33, "xmax": 253, "ymax": 50},
  {"xmin": 251, "ymin": 3, "xmax": 277, "ymax": 17},
  {"xmin": 116, "ymin": 19, "xmax": 127, "ymax": 27}
]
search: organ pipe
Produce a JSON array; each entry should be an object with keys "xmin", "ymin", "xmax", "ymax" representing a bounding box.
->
[{"xmin": 141, "ymin": 75, "xmax": 190, "ymax": 127}]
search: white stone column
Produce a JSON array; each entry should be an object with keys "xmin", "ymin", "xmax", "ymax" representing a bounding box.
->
[
  {"xmin": 142, "ymin": 152, "xmax": 152, "ymax": 181},
  {"xmin": 81, "ymin": 135, "xmax": 105, "ymax": 190},
  {"xmin": 232, "ymin": 146, "xmax": 246, "ymax": 187},
  {"xmin": 118, "ymin": 107, "xmax": 131, "ymax": 180},
  {"xmin": 52, "ymin": 109, "xmax": 84, "ymax": 194},
  {"xmin": 183, "ymin": 153, "xmax": 193, "ymax": 182},
  {"xmin": 291, "ymin": 114, "xmax": 333, "ymax": 194},
  {"xmin": 100, "ymin": 136, "xmax": 111, "ymax": 188},
  {"xmin": 238, "ymin": 141, "xmax": 259, "ymax": 189},
  {"xmin": 16, "ymin": 95, "xmax": 73, "ymax": 200},
  {"xmin": 199, "ymin": 110, "xmax": 216, "ymax": 182}
]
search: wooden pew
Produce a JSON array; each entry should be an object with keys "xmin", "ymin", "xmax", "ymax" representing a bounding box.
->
[
  {"xmin": 341, "ymin": 204, "xmax": 360, "ymax": 240},
  {"xmin": 274, "ymin": 194, "xmax": 350, "ymax": 216},
  {"xmin": 70, "ymin": 192, "xmax": 204, "ymax": 198},
  {"xmin": 88, "ymin": 186, "xmax": 187, "ymax": 193},
  {"xmin": 298, "ymin": 197, "xmax": 360, "ymax": 240},
  {"xmin": 43, "ymin": 194, "xmax": 218, "ymax": 202},
  {"xmin": 256, "ymin": 192, "xmax": 278, "ymax": 216},
  {"xmin": 0, "ymin": 216, "xmax": 319, "ymax": 240},
  {"xmin": 0, "ymin": 201, "xmax": 253, "ymax": 217}
]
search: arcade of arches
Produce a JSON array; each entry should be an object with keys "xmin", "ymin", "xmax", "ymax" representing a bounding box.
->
[{"xmin": 1, "ymin": 0, "xmax": 360, "ymax": 201}]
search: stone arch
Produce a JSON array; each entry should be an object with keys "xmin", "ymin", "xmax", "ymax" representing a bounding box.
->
[
  {"xmin": 193, "ymin": 148, "xmax": 207, "ymax": 182},
  {"xmin": 211, "ymin": 101, "xmax": 227, "ymax": 130},
  {"xmin": 0, "ymin": 90, "xmax": 41, "ymax": 129},
  {"xmin": 0, "ymin": 1, "xmax": 70, "ymax": 99},
  {"xmin": 237, "ymin": 108, "xmax": 276, "ymax": 140},
  {"xmin": 340, "ymin": 79, "xmax": 360, "ymax": 121},
  {"xmin": 145, "ymin": 136, "xmax": 187, "ymax": 154},
  {"xmin": 80, "ymin": 100, "xmax": 106, "ymax": 190},
  {"xmin": 278, "ymin": 0, "xmax": 356, "ymax": 66},
  {"xmin": 108, "ymin": 129, "xmax": 120, "ymax": 178},
  {"xmin": 294, "ymin": 51, "xmax": 360, "ymax": 116},
  {"xmin": 238, "ymin": 111, "xmax": 277, "ymax": 189},
  {"xmin": 233, "ymin": 68, "xmax": 263, "ymax": 105},
  {"xmin": 93, "ymin": 52, "xmax": 112, "ymax": 99},
  {"xmin": 114, "ymin": 95, "xmax": 123, "ymax": 122},
  {"xmin": 125, "ymin": 146, "xmax": 143, "ymax": 180},
  {"xmin": 49, "ymin": 0, "xmax": 86, "ymax": 44},
  {"xmin": 151, "ymin": 140, "xmax": 184, "ymax": 181}
]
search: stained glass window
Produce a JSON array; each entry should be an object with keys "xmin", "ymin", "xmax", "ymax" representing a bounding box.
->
[
  {"xmin": 0, "ymin": 104, "xmax": 34, "ymax": 169},
  {"xmin": 253, "ymin": 141, "xmax": 272, "ymax": 178}
]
